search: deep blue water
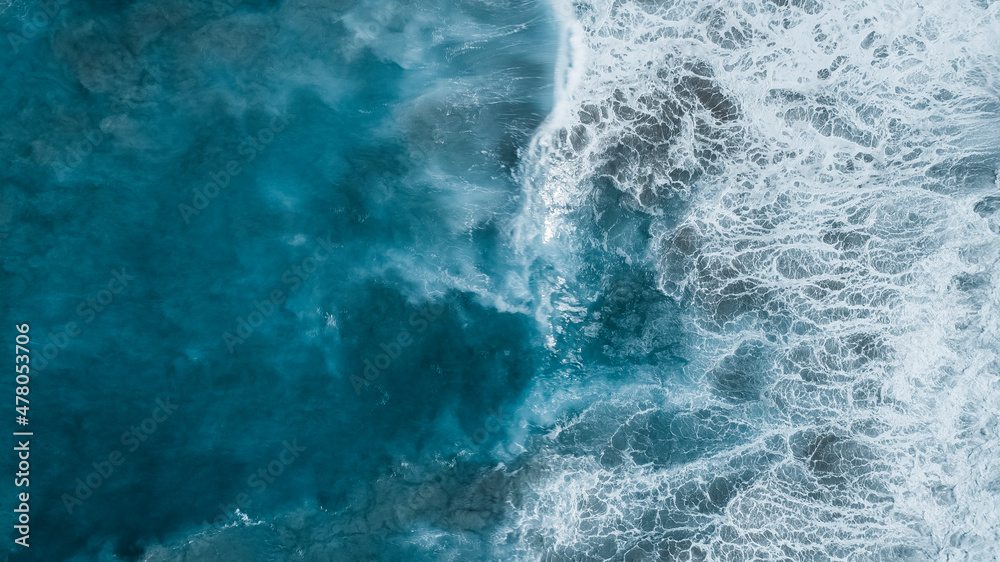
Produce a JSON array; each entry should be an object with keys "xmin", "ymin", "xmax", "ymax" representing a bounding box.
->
[{"xmin": 3, "ymin": 0, "xmax": 1000, "ymax": 560}]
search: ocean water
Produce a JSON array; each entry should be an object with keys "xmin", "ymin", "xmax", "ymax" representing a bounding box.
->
[{"xmin": 1, "ymin": 0, "xmax": 999, "ymax": 560}]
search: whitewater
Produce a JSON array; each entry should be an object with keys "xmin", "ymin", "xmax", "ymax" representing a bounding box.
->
[{"xmin": 504, "ymin": 0, "xmax": 1000, "ymax": 559}]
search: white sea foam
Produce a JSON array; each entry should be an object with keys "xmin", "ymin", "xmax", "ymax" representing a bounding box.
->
[{"xmin": 508, "ymin": 0, "xmax": 1000, "ymax": 559}]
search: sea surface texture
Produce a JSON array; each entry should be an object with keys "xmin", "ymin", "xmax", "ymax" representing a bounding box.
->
[{"xmin": 1, "ymin": 0, "xmax": 999, "ymax": 560}]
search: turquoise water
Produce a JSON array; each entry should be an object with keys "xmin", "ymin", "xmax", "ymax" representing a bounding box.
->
[{"xmin": 2, "ymin": 0, "xmax": 1000, "ymax": 560}]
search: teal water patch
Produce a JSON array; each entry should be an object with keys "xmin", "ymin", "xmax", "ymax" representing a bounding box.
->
[{"xmin": 0, "ymin": 0, "xmax": 556, "ymax": 558}]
